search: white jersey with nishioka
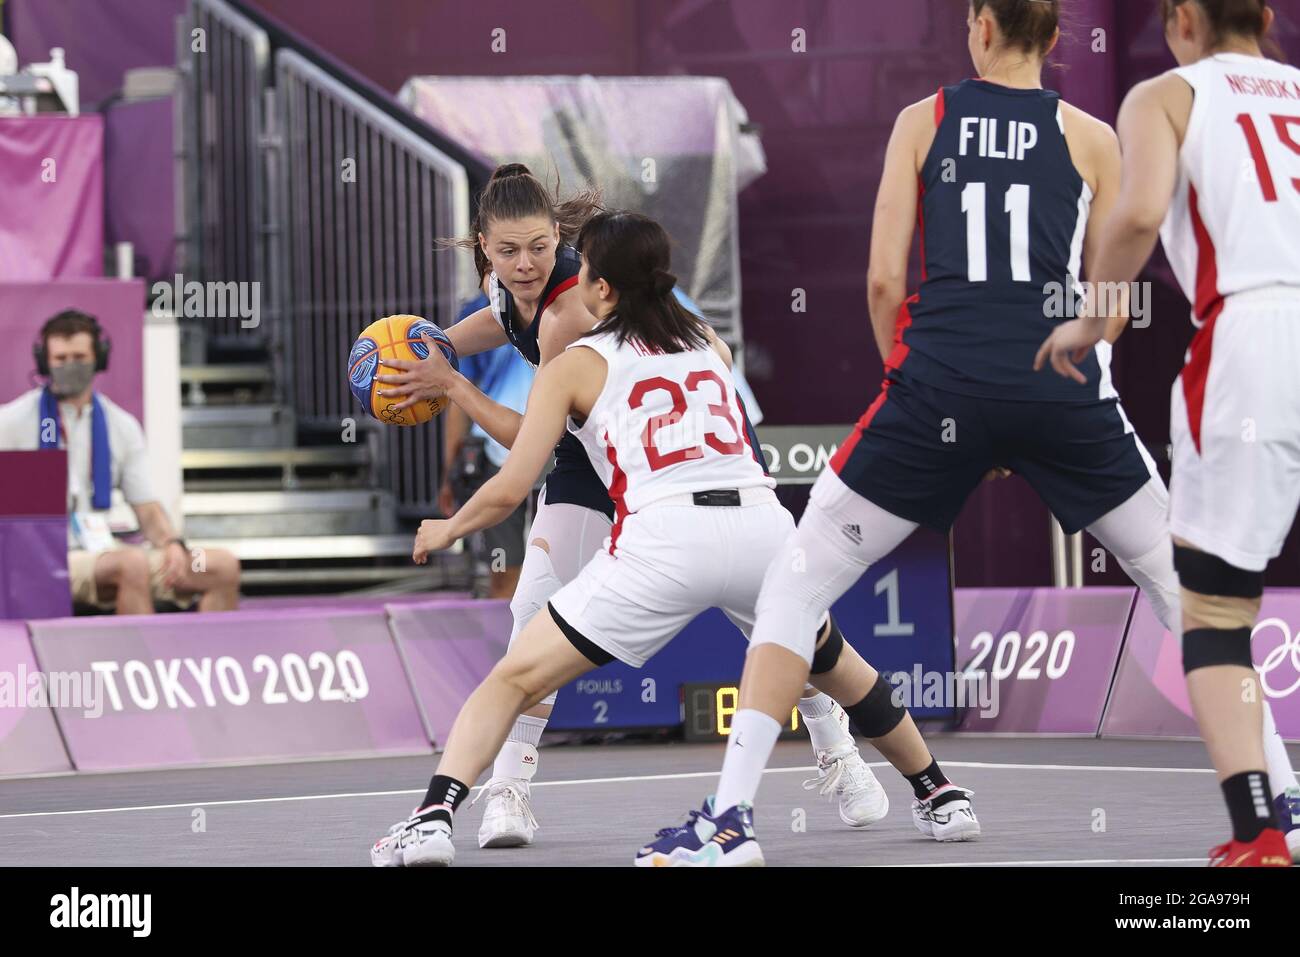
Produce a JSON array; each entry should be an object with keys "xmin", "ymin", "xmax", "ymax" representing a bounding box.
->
[
  {"xmin": 1159, "ymin": 52, "xmax": 1300, "ymax": 327},
  {"xmin": 565, "ymin": 331, "xmax": 773, "ymax": 530}
]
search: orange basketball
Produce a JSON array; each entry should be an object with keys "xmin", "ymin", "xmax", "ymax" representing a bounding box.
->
[{"xmin": 347, "ymin": 315, "xmax": 459, "ymax": 426}]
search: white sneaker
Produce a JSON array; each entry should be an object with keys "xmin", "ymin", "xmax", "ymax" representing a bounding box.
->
[
  {"xmin": 473, "ymin": 778, "xmax": 539, "ymax": 849},
  {"xmin": 804, "ymin": 745, "xmax": 889, "ymax": 827},
  {"xmin": 370, "ymin": 811, "xmax": 456, "ymax": 867},
  {"xmin": 911, "ymin": 785, "xmax": 980, "ymax": 842}
]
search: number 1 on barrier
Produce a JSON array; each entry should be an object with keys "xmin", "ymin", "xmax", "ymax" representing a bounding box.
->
[{"xmin": 873, "ymin": 568, "xmax": 916, "ymax": 637}]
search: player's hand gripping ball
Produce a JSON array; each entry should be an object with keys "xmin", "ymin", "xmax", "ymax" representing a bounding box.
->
[{"xmin": 348, "ymin": 315, "xmax": 459, "ymax": 426}]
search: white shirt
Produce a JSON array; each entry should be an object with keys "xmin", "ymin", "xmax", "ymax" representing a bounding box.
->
[
  {"xmin": 566, "ymin": 332, "xmax": 773, "ymax": 515},
  {"xmin": 1160, "ymin": 53, "xmax": 1300, "ymax": 326},
  {"xmin": 0, "ymin": 387, "xmax": 156, "ymax": 545}
]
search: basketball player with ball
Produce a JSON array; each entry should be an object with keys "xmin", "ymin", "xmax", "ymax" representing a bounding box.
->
[{"xmin": 366, "ymin": 166, "xmax": 889, "ymax": 854}]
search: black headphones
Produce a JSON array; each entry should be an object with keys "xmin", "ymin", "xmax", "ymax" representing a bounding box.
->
[{"xmin": 33, "ymin": 309, "xmax": 111, "ymax": 376}]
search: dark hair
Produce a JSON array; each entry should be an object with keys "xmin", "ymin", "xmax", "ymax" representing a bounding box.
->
[
  {"xmin": 972, "ymin": 0, "xmax": 1061, "ymax": 56},
  {"xmin": 577, "ymin": 212, "xmax": 711, "ymax": 356},
  {"xmin": 440, "ymin": 163, "xmax": 603, "ymax": 282},
  {"xmin": 40, "ymin": 309, "xmax": 100, "ymax": 349},
  {"xmin": 1161, "ymin": 0, "xmax": 1270, "ymax": 45}
]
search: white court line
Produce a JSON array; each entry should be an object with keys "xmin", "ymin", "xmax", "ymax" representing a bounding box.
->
[
  {"xmin": 938, "ymin": 761, "xmax": 1215, "ymax": 774},
  {"xmin": 0, "ymin": 767, "xmax": 806, "ymax": 820},
  {"xmin": 0, "ymin": 759, "xmax": 1214, "ymax": 821},
  {"xmin": 876, "ymin": 857, "xmax": 1207, "ymax": 867}
]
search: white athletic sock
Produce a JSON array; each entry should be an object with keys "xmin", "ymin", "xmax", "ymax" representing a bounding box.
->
[
  {"xmin": 1262, "ymin": 701, "xmax": 1299, "ymax": 797},
  {"xmin": 492, "ymin": 714, "xmax": 548, "ymax": 781},
  {"xmin": 714, "ymin": 709, "xmax": 782, "ymax": 812},
  {"xmin": 797, "ymin": 688, "xmax": 835, "ymax": 718},
  {"xmin": 797, "ymin": 692, "xmax": 852, "ymax": 755},
  {"xmin": 507, "ymin": 713, "xmax": 548, "ymax": 747}
]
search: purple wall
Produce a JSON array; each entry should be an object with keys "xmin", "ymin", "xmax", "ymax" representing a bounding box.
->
[
  {"xmin": 4, "ymin": 0, "xmax": 186, "ymax": 108},
  {"xmin": 0, "ymin": 116, "xmax": 105, "ymax": 281}
]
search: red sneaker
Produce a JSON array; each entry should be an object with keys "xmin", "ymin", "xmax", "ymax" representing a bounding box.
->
[{"xmin": 1209, "ymin": 829, "xmax": 1292, "ymax": 867}]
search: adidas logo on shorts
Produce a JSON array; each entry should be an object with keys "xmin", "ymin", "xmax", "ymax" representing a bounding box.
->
[{"xmin": 842, "ymin": 524, "xmax": 862, "ymax": 545}]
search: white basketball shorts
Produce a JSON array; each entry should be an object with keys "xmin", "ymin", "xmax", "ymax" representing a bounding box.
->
[
  {"xmin": 548, "ymin": 487, "xmax": 792, "ymax": 667},
  {"xmin": 1170, "ymin": 286, "xmax": 1300, "ymax": 572}
]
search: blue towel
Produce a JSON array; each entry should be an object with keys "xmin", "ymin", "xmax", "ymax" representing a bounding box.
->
[{"xmin": 39, "ymin": 388, "xmax": 112, "ymax": 510}]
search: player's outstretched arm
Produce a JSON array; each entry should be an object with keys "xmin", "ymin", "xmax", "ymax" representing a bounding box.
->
[
  {"xmin": 375, "ymin": 306, "xmax": 508, "ymax": 411},
  {"xmin": 413, "ymin": 350, "xmax": 595, "ymax": 563},
  {"xmin": 378, "ymin": 330, "xmax": 527, "ymax": 447}
]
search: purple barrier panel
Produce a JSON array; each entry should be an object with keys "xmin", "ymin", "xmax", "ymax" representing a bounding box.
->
[
  {"xmin": 0, "ymin": 116, "xmax": 104, "ymax": 280},
  {"xmin": 953, "ymin": 587, "xmax": 1135, "ymax": 734},
  {"xmin": 1102, "ymin": 590, "xmax": 1300, "ymax": 740},
  {"xmin": 28, "ymin": 607, "xmax": 431, "ymax": 770},
  {"xmin": 0, "ymin": 280, "xmax": 146, "ymax": 422},
  {"xmin": 0, "ymin": 517, "xmax": 72, "ymax": 621},
  {"xmin": 0, "ymin": 450, "xmax": 71, "ymax": 620},
  {"xmin": 0, "ymin": 619, "xmax": 72, "ymax": 774},
  {"xmin": 386, "ymin": 599, "xmax": 512, "ymax": 747}
]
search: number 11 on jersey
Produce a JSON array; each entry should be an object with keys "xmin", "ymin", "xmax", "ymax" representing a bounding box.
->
[{"xmin": 962, "ymin": 182, "xmax": 1032, "ymax": 283}]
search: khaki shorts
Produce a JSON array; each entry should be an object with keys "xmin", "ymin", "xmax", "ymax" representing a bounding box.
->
[{"xmin": 68, "ymin": 547, "xmax": 200, "ymax": 611}]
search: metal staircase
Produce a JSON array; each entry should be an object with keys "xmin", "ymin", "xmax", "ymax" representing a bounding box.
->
[{"xmin": 177, "ymin": 354, "xmax": 455, "ymax": 594}]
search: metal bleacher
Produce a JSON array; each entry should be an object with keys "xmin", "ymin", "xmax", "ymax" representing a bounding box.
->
[{"xmin": 174, "ymin": 0, "xmax": 488, "ymax": 592}]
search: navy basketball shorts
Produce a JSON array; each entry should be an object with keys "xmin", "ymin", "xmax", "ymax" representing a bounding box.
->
[{"xmin": 830, "ymin": 374, "xmax": 1155, "ymax": 534}]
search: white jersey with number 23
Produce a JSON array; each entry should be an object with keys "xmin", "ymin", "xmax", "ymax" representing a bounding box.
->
[{"xmin": 565, "ymin": 331, "xmax": 773, "ymax": 527}]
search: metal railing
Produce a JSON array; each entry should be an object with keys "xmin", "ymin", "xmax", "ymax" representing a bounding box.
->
[
  {"xmin": 176, "ymin": 0, "xmax": 271, "ymax": 342},
  {"xmin": 275, "ymin": 49, "xmax": 471, "ymax": 514}
]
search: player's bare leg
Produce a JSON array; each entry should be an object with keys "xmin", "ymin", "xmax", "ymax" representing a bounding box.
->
[
  {"xmin": 642, "ymin": 473, "xmax": 979, "ymax": 865},
  {"xmin": 370, "ymin": 607, "xmax": 597, "ymax": 867},
  {"xmin": 477, "ymin": 510, "xmax": 609, "ymax": 849},
  {"xmin": 1171, "ymin": 538, "xmax": 1288, "ymax": 866},
  {"xmin": 1089, "ymin": 479, "xmax": 1300, "ymax": 861}
]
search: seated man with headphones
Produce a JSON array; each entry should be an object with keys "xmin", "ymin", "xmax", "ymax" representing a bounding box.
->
[{"xmin": 0, "ymin": 309, "xmax": 241, "ymax": 614}]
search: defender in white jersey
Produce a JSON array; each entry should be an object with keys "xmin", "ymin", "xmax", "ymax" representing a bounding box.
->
[
  {"xmin": 1039, "ymin": 0, "xmax": 1297, "ymax": 867},
  {"xmin": 369, "ymin": 212, "xmax": 965, "ymax": 867}
]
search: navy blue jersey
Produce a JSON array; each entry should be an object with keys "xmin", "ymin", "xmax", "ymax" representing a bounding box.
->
[
  {"xmin": 489, "ymin": 244, "xmax": 614, "ymax": 519},
  {"xmin": 893, "ymin": 80, "xmax": 1100, "ymax": 402},
  {"xmin": 492, "ymin": 244, "xmax": 581, "ymax": 365}
]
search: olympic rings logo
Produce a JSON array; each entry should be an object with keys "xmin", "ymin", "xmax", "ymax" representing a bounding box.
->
[{"xmin": 1253, "ymin": 618, "xmax": 1300, "ymax": 699}]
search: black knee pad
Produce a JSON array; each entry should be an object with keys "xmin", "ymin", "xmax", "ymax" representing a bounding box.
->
[
  {"xmin": 1183, "ymin": 626, "xmax": 1254, "ymax": 674},
  {"xmin": 844, "ymin": 673, "xmax": 906, "ymax": 739},
  {"xmin": 809, "ymin": 616, "xmax": 845, "ymax": 675},
  {"xmin": 1173, "ymin": 546, "xmax": 1264, "ymax": 598}
]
